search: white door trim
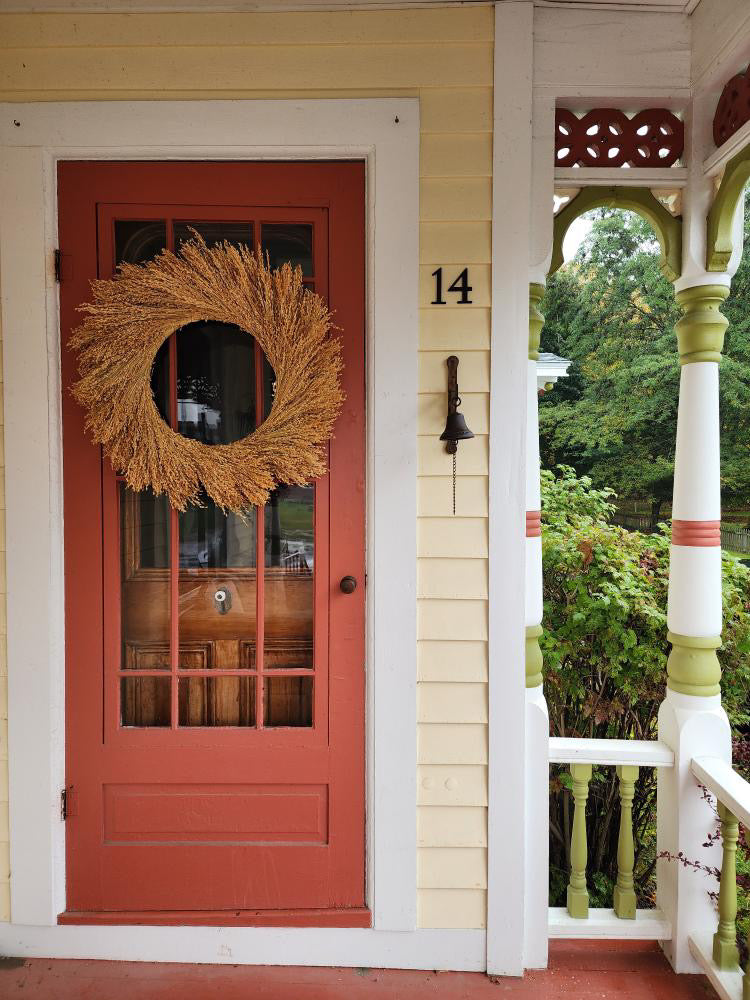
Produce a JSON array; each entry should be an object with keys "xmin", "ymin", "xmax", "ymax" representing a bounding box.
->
[{"xmin": 0, "ymin": 98, "xmax": 419, "ymax": 947}]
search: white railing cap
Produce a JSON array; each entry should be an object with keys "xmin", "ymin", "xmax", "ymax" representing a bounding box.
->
[
  {"xmin": 691, "ymin": 756, "xmax": 750, "ymax": 830},
  {"xmin": 549, "ymin": 737, "xmax": 675, "ymax": 768}
]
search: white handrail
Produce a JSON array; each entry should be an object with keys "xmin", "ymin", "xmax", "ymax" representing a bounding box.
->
[
  {"xmin": 549, "ymin": 737, "xmax": 674, "ymax": 768},
  {"xmin": 691, "ymin": 756, "xmax": 750, "ymax": 830}
]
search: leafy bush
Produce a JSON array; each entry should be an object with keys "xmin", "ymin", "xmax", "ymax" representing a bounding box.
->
[{"xmin": 543, "ymin": 466, "xmax": 750, "ymax": 906}]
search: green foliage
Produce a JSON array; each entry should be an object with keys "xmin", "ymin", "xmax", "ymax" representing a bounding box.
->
[
  {"xmin": 540, "ymin": 202, "xmax": 750, "ymax": 509},
  {"xmin": 543, "ymin": 467, "xmax": 750, "ymax": 905}
]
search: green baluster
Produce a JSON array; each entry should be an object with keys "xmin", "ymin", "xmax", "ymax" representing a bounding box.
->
[
  {"xmin": 613, "ymin": 765, "xmax": 639, "ymax": 919},
  {"xmin": 567, "ymin": 763, "xmax": 592, "ymax": 919},
  {"xmin": 713, "ymin": 802, "xmax": 740, "ymax": 969}
]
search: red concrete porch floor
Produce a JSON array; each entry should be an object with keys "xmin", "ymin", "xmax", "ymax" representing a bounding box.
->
[{"xmin": 0, "ymin": 941, "xmax": 715, "ymax": 999}]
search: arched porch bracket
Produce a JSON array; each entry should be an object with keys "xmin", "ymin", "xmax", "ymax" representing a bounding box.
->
[
  {"xmin": 706, "ymin": 143, "xmax": 750, "ymax": 271},
  {"xmin": 550, "ymin": 185, "xmax": 682, "ymax": 281}
]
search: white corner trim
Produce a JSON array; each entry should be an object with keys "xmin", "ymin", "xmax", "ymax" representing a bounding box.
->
[
  {"xmin": 0, "ymin": 98, "xmax": 419, "ymax": 948},
  {"xmin": 487, "ymin": 1, "xmax": 533, "ymax": 978}
]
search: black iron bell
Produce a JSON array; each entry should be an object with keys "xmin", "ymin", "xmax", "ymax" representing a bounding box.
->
[
  {"xmin": 439, "ymin": 356, "xmax": 474, "ymax": 515},
  {"xmin": 440, "ymin": 410, "xmax": 475, "ymax": 450},
  {"xmin": 439, "ymin": 355, "xmax": 474, "ymax": 455}
]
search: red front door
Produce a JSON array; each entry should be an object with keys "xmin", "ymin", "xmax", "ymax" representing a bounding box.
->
[{"xmin": 58, "ymin": 161, "xmax": 366, "ymax": 924}]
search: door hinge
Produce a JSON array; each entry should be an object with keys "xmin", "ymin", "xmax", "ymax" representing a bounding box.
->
[
  {"xmin": 60, "ymin": 787, "xmax": 68, "ymax": 820},
  {"xmin": 54, "ymin": 249, "xmax": 72, "ymax": 283}
]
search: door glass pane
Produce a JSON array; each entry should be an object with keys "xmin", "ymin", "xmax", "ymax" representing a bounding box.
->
[
  {"xmin": 120, "ymin": 484, "xmax": 171, "ymax": 673},
  {"xmin": 115, "ymin": 220, "xmax": 167, "ymax": 267},
  {"xmin": 121, "ymin": 676, "xmax": 171, "ymax": 727},
  {"xmin": 264, "ymin": 485, "xmax": 314, "ymax": 671},
  {"xmin": 176, "ymin": 321, "xmax": 256, "ymax": 445},
  {"xmin": 178, "ymin": 676, "xmax": 255, "ymax": 727},
  {"xmin": 261, "ymin": 224, "xmax": 313, "ymax": 276},
  {"xmin": 174, "ymin": 221, "xmax": 254, "ymax": 251},
  {"xmin": 263, "ymin": 677, "xmax": 313, "ymax": 727}
]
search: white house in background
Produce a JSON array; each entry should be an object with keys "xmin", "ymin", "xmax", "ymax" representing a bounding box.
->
[{"xmin": 536, "ymin": 352, "xmax": 571, "ymax": 392}]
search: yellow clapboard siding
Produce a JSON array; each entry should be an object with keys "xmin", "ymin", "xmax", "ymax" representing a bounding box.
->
[
  {"xmin": 418, "ymin": 475, "xmax": 489, "ymax": 518},
  {"xmin": 421, "ymin": 133, "xmax": 493, "ymax": 179},
  {"xmin": 420, "ymin": 264, "xmax": 491, "ymax": 307},
  {"xmin": 420, "ymin": 308, "xmax": 490, "ymax": 350},
  {"xmin": 418, "ymin": 765, "xmax": 487, "ymax": 807},
  {"xmin": 0, "ymin": 9, "xmax": 495, "ymax": 48},
  {"xmin": 421, "ymin": 88, "xmax": 493, "ymax": 134},
  {"xmin": 418, "ymin": 806, "xmax": 487, "ymax": 847},
  {"xmin": 0, "ymin": 881, "xmax": 9, "ymax": 922},
  {"xmin": 419, "ymin": 724, "xmax": 487, "ymax": 765},
  {"xmin": 418, "ymin": 640, "xmax": 488, "ymax": 683},
  {"xmin": 0, "ymin": 5, "xmax": 494, "ymax": 932},
  {"xmin": 418, "ymin": 888, "xmax": 486, "ymax": 928},
  {"xmin": 421, "ymin": 177, "xmax": 492, "ymax": 221},
  {"xmin": 0, "ymin": 44, "xmax": 493, "ymax": 93},
  {"xmin": 419, "ymin": 518, "xmax": 487, "ymax": 559},
  {"xmin": 418, "ymin": 847, "xmax": 487, "ymax": 889},
  {"xmin": 418, "ymin": 600, "xmax": 487, "ymax": 642},
  {"xmin": 418, "ymin": 558, "xmax": 487, "ymax": 600},
  {"xmin": 418, "ymin": 434, "xmax": 488, "ymax": 477},
  {"xmin": 418, "ymin": 392, "xmax": 489, "ymax": 436},
  {"xmin": 419, "ymin": 351, "xmax": 489, "ymax": 393},
  {"xmin": 418, "ymin": 477, "xmax": 488, "ymax": 518},
  {"xmin": 420, "ymin": 222, "xmax": 492, "ymax": 265},
  {"xmin": 419, "ymin": 682, "xmax": 488, "ymax": 723}
]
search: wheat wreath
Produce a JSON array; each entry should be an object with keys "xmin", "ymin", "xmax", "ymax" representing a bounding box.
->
[{"xmin": 70, "ymin": 236, "xmax": 344, "ymax": 513}]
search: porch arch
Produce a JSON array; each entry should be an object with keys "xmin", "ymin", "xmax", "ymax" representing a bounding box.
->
[{"xmin": 550, "ymin": 186, "xmax": 682, "ymax": 282}]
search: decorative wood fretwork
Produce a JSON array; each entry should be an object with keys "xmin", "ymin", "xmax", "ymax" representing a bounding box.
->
[
  {"xmin": 555, "ymin": 109, "xmax": 684, "ymax": 169},
  {"xmin": 713, "ymin": 65, "xmax": 750, "ymax": 148}
]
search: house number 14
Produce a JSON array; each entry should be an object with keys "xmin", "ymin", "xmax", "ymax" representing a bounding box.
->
[{"xmin": 431, "ymin": 267, "xmax": 473, "ymax": 305}]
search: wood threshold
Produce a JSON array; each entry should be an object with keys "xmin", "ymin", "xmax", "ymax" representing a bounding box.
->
[{"xmin": 58, "ymin": 907, "xmax": 372, "ymax": 927}]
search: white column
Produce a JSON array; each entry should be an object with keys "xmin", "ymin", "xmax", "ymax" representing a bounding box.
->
[
  {"xmin": 524, "ymin": 283, "xmax": 549, "ymax": 970},
  {"xmin": 658, "ymin": 279, "xmax": 732, "ymax": 973}
]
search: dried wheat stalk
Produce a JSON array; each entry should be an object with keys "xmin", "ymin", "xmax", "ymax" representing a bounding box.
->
[{"xmin": 70, "ymin": 236, "xmax": 344, "ymax": 513}]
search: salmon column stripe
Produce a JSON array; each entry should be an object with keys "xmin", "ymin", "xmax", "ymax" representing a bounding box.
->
[
  {"xmin": 666, "ymin": 285, "xmax": 729, "ymax": 698},
  {"xmin": 525, "ymin": 283, "xmax": 545, "ymax": 689}
]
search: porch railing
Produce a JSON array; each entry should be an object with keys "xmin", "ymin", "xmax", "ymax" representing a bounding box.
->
[
  {"xmin": 687, "ymin": 756, "xmax": 750, "ymax": 1000},
  {"xmin": 548, "ymin": 737, "xmax": 674, "ymax": 939},
  {"xmin": 548, "ymin": 738, "xmax": 750, "ymax": 999}
]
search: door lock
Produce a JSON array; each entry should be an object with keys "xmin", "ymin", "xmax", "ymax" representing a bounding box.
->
[{"xmin": 214, "ymin": 588, "xmax": 232, "ymax": 614}]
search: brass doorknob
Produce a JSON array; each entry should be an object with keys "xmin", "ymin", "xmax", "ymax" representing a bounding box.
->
[{"xmin": 340, "ymin": 575, "xmax": 357, "ymax": 594}]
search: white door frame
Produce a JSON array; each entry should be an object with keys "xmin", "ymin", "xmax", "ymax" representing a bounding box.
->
[{"xmin": 0, "ymin": 98, "xmax": 481, "ymax": 968}]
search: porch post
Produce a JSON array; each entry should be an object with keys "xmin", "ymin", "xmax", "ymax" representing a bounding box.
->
[
  {"xmin": 657, "ymin": 279, "xmax": 733, "ymax": 973},
  {"xmin": 523, "ymin": 282, "xmax": 549, "ymax": 969}
]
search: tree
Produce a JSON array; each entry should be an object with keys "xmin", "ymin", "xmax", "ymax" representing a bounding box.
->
[{"xmin": 540, "ymin": 202, "xmax": 750, "ymax": 514}]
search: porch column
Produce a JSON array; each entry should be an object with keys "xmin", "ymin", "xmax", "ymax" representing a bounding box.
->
[
  {"xmin": 666, "ymin": 284, "xmax": 728, "ymax": 697},
  {"xmin": 658, "ymin": 281, "xmax": 733, "ymax": 973},
  {"xmin": 524, "ymin": 282, "xmax": 549, "ymax": 969}
]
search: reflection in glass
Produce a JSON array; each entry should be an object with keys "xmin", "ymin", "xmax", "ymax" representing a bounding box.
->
[
  {"xmin": 262, "ymin": 224, "xmax": 313, "ymax": 277},
  {"xmin": 150, "ymin": 341, "xmax": 170, "ymax": 425},
  {"xmin": 174, "ymin": 221, "xmax": 253, "ymax": 251},
  {"xmin": 120, "ymin": 484, "xmax": 170, "ymax": 670},
  {"xmin": 176, "ymin": 321, "xmax": 256, "ymax": 445},
  {"xmin": 179, "ymin": 502, "xmax": 256, "ymax": 570},
  {"xmin": 264, "ymin": 485, "xmax": 314, "ymax": 671},
  {"xmin": 121, "ymin": 676, "xmax": 171, "ymax": 727},
  {"xmin": 264, "ymin": 676, "xmax": 313, "ymax": 727},
  {"xmin": 114, "ymin": 220, "xmax": 167, "ymax": 267},
  {"xmin": 178, "ymin": 676, "xmax": 255, "ymax": 727}
]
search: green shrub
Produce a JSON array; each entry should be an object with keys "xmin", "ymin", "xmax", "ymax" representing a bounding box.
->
[{"xmin": 542, "ymin": 466, "xmax": 750, "ymax": 906}]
